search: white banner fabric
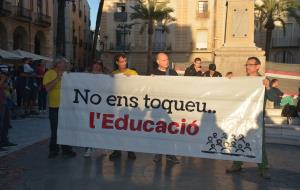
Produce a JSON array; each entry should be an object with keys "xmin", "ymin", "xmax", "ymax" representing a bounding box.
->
[{"xmin": 58, "ymin": 73, "xmax": 265, "ymax": 163}]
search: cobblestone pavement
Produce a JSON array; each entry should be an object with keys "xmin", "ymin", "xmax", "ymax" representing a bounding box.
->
[{"xmin": 0, "ymin": 116, "xmax": 300, "ymax": 190}]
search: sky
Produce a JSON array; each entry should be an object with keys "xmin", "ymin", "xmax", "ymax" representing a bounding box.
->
[{"xmin": 87, "ymin": 0, "xmax": 100, "ymax": 30}]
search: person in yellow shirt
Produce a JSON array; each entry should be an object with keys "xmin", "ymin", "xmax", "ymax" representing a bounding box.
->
[
  {"xmin": 109, "ymin": 53, "xmax": 138, "ymax": 160},
  {"xmin": 43, "ymin": 57, "xmax": 76, "ymax": 159},
  {"xmin": 111, "ymin": 53, "xmax": 138, "ymax": 76}
]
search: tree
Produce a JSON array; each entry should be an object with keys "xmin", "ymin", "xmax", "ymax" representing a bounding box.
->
[
  {"xmin": 91, "ymin": 0, "xmax": 104, "ymax": 61},
  {"xmin": 130, "ymin": 0, "xmax": 175, "ymax": 74},
  {"xmin": 255, "ymin": 0, "xmax": 300, "ymax": 61}
]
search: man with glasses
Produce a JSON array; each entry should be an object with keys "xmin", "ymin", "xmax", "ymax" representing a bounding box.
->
[{"xmin": 226, "ymin": 57, "xmax": 270, "ymax": 179}]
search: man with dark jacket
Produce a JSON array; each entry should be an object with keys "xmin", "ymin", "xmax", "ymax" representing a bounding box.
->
[
  {"xmin": 204, "ymin": 63, "xmax": 222, "ymax": 77},
  {"xmin": 184, "ymin": 57, "xmax": 204, "ymax": 76},
  {"xmin": 151, "ymin": 52, "xmax": 180, "ymax": 164},
  {"xmin": 152, "ymin": 53, "xmax": 177, "ymax": 76}
]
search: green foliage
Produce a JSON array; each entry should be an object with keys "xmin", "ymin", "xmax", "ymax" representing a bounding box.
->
[
  {"xmin": 255, "ymin": 0, "xmax": 300, "ymax": 34},
  {"xmin": 130, "ymin": 0, "xmax": 176, "ymax": 34}
]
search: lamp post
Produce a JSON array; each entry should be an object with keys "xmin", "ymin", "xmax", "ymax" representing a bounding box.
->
[{"xmin": 56, "ymin": 0, "xmax": 74, "ymax": 57}]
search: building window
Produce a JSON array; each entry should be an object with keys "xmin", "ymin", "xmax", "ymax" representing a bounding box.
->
[
  {"xmin": 153, "ymin": 27, "xmax": 166, "ymax": 51},
  {"xmin": 274, "ymin": 51, "xmax": 293, "ymax": 63},
  {"xmin": 37, "ymin": 0, "xmax": 42, "ymax": 14},
  {"xmin": 46, "ymin": 0, "xmax": 49, "ymax": 15},
  {"xmin": 197, "ymin": 1, "xmax": 209, "ymax": 18},
  {"xmin": 116, "ymin": 3, "xmax": 126, "ymax": 12},
  {"xmin": 196, "ymin": 30, "xmax": 208, "ymax": 49},
  {"xmin": 16, "ymin": 0, "xmax": 23, "ymax": 7},
  {"xmin": 198, "ymin": 1, "xmax": 208, "ymax": 13},
  {"xmin": 116, "ymin": 29, "xmax": 129, "ymax": 50}
]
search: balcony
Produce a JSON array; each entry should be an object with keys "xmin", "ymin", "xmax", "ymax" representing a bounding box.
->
[
  {"xmin": 272, "ymin": 38, "xmax": 300, "ymax": 48},
  {"xmin": 153, "ymin": 43, "xmax": 167, "ymax": 51},
  {"xmin": 34, "ymin": 13, "xmax": 51, "ymax": 27},
  {"xmin": 196, "ymin": 11, "xmax": 209, "ymax": 18},
  {"xmin": 114, "ymin": 12, "xmax": 127, "ymax": 22},
  {"xmin": 110, "ymin": 43, "xmax": 130, "ymax": 51},
  {"xmin": 0, "ymin": 0, "xmax": 12, "ymax": 16},
  {"xmin": 13, "ymin": 6, "xmax": 32, "ymax": 22}
]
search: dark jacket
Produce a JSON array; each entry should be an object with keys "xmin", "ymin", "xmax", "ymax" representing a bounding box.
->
[
  {"xmin": 151, "ymin": 68, "xmax": 178, "ymax": 76},
  {"xmin": 204, "ymin": 70, "xmax": 222, "ymax": 77},
  {"xmin": 184, "ymin": 65, "xmax": 203, "ymax": 76}
]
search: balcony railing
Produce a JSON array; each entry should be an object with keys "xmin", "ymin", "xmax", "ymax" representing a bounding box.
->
[
  {"xmin": 13, "ymin": 5, "xmax": 32, "ymax": 21},
  {"xmin": 153, "ymin": 43, "xmax": 167, "ymax": 51},
  {"xmin": 0, "ymin": 0, "xmax": 12, "ymax": 16},
  {"xmin": 110, "ymin": 43, "xmax": 130, "ymax": 51},
  {"xmin": 272, "ymin": 38, "xmax": 300, "ymax": 48},
  {"xmin": 196, "ymin": 11, "xmax": 209, "ymax": 18},
  {"xmin": 34, "ymin": 13, "xmax": 51, "ymax": 27},
  {"xmin": 114, "ymin": 12, "xmax": 127, "ymax": 22}
]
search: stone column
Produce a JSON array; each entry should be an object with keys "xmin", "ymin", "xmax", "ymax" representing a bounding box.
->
[{"xmin": 214, "ymin": 0, "xmax": 265, "ymax": 76}]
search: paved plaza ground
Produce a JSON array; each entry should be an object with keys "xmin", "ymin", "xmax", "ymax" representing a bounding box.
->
[{"xmin": 1, "ymin": 116, "xmax": 300, "ymax": 190}]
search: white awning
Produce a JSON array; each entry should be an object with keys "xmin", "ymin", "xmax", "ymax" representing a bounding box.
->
[
  {"xmin": 0, "ymin": 49, "xmax": 23, "ymax": 60},
  {"xmin": 11, "ymin": 49, "xmax": 53, "ymax": 62}
]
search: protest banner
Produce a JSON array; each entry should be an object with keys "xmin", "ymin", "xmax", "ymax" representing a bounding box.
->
[{"xmin": 58, "ymin": 73, "xmax": 265, "ymax": 163}]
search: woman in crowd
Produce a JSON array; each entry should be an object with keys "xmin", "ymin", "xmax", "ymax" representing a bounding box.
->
[{"xmin": 84, "ymin": 59, "xmax": 109, "ymax": 158}]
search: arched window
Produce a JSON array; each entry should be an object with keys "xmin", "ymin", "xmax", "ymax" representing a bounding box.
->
[{"xmin": 13, "ymin": 26, "xmax": 28, "ymax": 50}]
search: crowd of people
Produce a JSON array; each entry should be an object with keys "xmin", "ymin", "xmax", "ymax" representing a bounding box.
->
[
  {"xmin": 1, "ymin": 52, "xmax": 299, "ymax": 180},
  {"xmin": 0, "ymin": 58, "xmax": 48, "ymax": 152}
]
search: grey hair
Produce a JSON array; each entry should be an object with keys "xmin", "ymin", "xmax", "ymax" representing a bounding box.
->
[{"xmin": 53, "ymin": 56, "xmax": 69, "ymax": 68}]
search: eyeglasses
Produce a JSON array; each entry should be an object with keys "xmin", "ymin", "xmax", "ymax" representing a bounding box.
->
[{"xmin": 244, "ymin": 64, "xmax": 258, "ymax": 67}]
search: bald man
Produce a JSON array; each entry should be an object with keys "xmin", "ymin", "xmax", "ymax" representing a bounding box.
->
[
  {"xmin": 151, "ymin": 52, "xmax": 180, "ymax": 164},
  {"xmin": 151, "ymin": 53, "xmax": 178, "ymax": 76}
]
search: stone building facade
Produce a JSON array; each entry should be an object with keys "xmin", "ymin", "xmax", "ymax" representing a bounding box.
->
[
  {"xmin": 0, "ymin": 0, "xmax": 53, "ymax": 57},
  {"xmin": 99, "ymin": 0, "xmax": 265, "ymax": 75},
  {"xmin": 53, "ymin": 0, "xmax": 93, "ymax": 69}
]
